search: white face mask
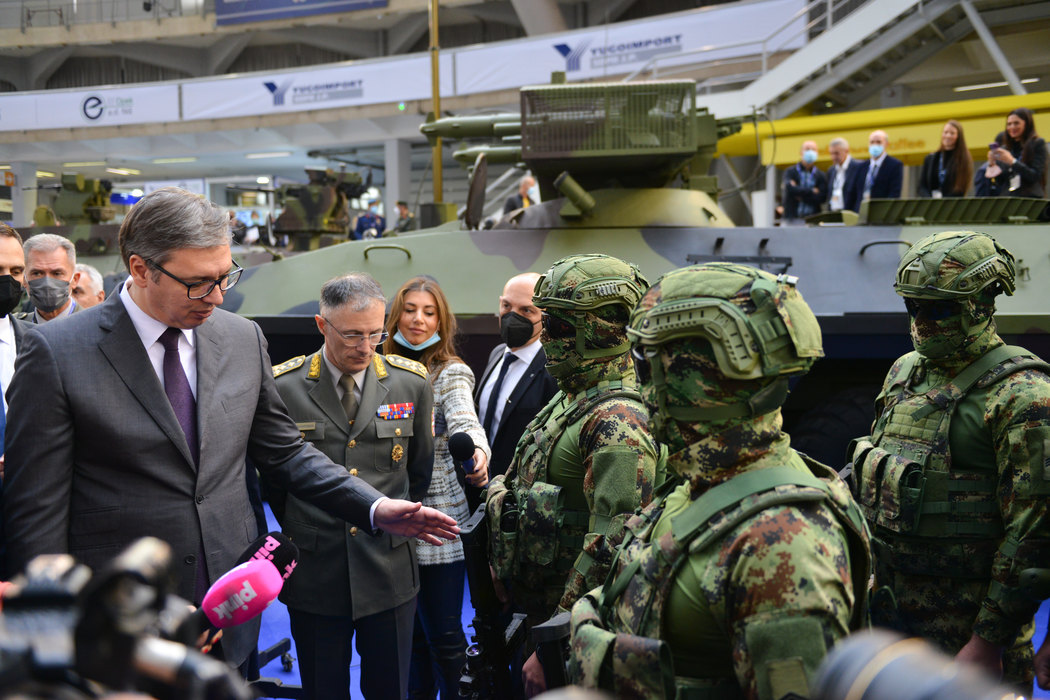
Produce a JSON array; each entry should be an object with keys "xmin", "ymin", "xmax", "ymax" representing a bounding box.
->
[{"xmin": 527, "ymin": 186, "xmax": 540, "ymax": 204}]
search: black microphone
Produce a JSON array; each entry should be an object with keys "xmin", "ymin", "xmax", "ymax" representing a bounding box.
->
[
  {"xmin": 236, "ymin": 530, "xmax": 300, "ymax": 581},
  {"xmin": 448, "ymin": 432, "xmax": 477, "ymax": 473}
]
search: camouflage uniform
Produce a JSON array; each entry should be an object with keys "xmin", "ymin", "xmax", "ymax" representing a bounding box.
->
[
  {"xmin": 848, "ymin": 231, "xmax": 1050, "ymax": 689},
  {"xmin": 486, "ymin": 254, "xmax": 663, "ymax": 629},
  {"xmin": 570, "ymin": 263, "xmax": 871, "ymax": 700}
]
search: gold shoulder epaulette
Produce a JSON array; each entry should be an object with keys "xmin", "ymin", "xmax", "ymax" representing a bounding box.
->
[
  {"xmin": 273, "ymin": 355, "xmax": 305, "ymax": 378},
  {"xmin": 307, "ymin": 353, "xmax": 322, "ymax": 379},
  {"xmin": 372, "ymin": 352, "xmax": 388, "ymax": 379},
  {"xmin": 385, "ymin": 353, "xmax": 428, "ymax": 379}
]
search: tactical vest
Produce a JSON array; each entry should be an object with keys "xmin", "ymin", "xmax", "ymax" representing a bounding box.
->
[
  {"xmin": 571, "ymin": 458, "xmax": 871, "ymax": 700},
  {"xmin": 848, "ymin": 344, "xmax": 1050, "ymax": 578},
  {"xmin": 487, "ymin": 380, "xmax": 641, "ymax": 612}
]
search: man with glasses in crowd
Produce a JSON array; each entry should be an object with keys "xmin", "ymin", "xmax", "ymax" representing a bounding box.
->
[
  {"xmin": 267, "ymin": 272, "xmax": 434, "ymax": 699},
  {"xmin": 2, "ymin": 187, "xmax": 458, "ymax": 669}
]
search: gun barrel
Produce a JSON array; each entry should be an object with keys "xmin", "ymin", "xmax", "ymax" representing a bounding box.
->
[{"xmin": 420, "ymin": 114, "xmax": 521, "ymax": 146}]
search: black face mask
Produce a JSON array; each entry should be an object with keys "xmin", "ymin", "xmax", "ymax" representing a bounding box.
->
[
  {"xmin": 0, "ymin": 275, "xmax": 23, "ymax": 318},
  {"xmin": 499, "ymin": 311, "xmax": 536, "ymax": 348}
]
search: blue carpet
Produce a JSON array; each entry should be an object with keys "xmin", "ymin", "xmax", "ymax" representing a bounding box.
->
[{"xmin": 253, "ymin": 505, "xmax": 1050, "ymax": 698}]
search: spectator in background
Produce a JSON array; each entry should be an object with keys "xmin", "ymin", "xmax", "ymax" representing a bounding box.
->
[
  {"xmin": 384, "ymin": 276, "xmax": 490, "ymax": 700},
  {"xmin": 827, "ymin": 137, "xmax": 865, "ymax": 212},
  {"xmin": 23, "ymin": 233, "xmax": 81, "ymax": 322},
  {"xmin": 919, "ymin": 120, "xmax": 974, "ymax": 197},
  {"xmin": 353, "ymin": 201, "xmax": 385, "ymax": 240},
  {"xmin": 855, "ymin": 129, "xmax": 904, "ymax": 204},
  {"xmin": 781, "ymin": 140, "xmax": 828, "ymax": 224},
  {"xmin": 984, "ymin": 108, "xmax": 1047, "ymax": 198},
  {"xmin": 503, "ymin": 175, "xmax": 537, "ymax": 215},
  {"xmin": 72, "ymin": 263, "xmax": 106, "ymax": 309},
  {"xmin": 392, "ymin": 200, "xmax": 417, "ymax": 233}
]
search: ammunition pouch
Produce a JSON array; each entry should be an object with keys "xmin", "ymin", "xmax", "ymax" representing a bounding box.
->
[
  {"xmin": 486, "ymin": 476, "xmax": 519, "ymax": 580},
  {"xmin": 849, "ymin": 437, "xmax": 925, "ymax": 535},
  {"xmin": 519, "ymin": 482, "xmax": 565, "ymax": 567}
]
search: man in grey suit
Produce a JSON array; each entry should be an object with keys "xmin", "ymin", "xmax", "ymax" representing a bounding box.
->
[
  {"xmin": 269, "ymin": 272, "xmax": 434, "ymax": 699},
  {"xmin": 2, "ymin": 187, "xmax": 457, "ymax": 667}
]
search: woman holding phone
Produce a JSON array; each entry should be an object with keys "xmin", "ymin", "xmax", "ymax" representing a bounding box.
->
[{"xmin": 984, "ymin": 107, "xmax": 1047, "ymax": 198}]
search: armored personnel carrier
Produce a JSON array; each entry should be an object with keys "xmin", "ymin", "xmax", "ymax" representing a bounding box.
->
[{"xmin": 224, "ymin": 78, "xmax": 1050, "ymax": 460}]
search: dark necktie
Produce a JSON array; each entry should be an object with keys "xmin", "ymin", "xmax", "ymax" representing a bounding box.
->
[
  {"xmin": 483, "ymin": 353, "xmax": 517, "ymax": 438},
  {"xmin": 339, "ymin": 374, "xmax": 358, "ymax": 423},
  {"xmin": 160, "ymin": 327, "xmax": 198, "ymax": 465},
  {"xmin": 160, "ymin": 327, "xmax": 206, "ymax": 602}
]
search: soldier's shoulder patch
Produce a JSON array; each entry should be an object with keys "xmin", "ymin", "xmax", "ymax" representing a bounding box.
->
[
  {"xmin": 385, "ymin": 353, "xmax": 428, "ymax": 379},
  {"xmin": 272, "ymin": 355, "xmax": 305, "ymax": 378}
]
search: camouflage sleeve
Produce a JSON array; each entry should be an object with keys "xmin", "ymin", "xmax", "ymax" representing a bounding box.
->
[
  {"xmin": 973, "ymin": 369, "xmax": 1050, "ymax": 645},
  {"xmin": 558, "ymin": 397, "xmax": 661, "ymax": 612},
  {"xmin": 712, "ymin": 504, "xmax": 855, "ymax": 700}
]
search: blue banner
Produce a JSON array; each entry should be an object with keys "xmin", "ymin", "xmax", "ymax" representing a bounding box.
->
[{"xmin": 215, "ymin": 0, "xmax": 387, "ymax": 26}]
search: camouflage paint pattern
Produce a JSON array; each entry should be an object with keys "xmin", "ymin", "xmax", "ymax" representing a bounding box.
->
[{"xmin": 861, "ymin": 315, "xmax": 1050, "ymax": 689}]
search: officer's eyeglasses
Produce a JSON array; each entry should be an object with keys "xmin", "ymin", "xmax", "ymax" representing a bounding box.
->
[
  {"xmin": 147, "ymin": 259, "xmax": 243, "ymax": 300},
  {"xmin": 904, "ymin": 298, "xmax": 959, "ymax": 321},
  {"xmin": 322, "ymin": 318, "xmax": 388, "ymax": 347},
  {"xmin": 541, "ymin": 312, "xmax": 576, "ymax": 339}
]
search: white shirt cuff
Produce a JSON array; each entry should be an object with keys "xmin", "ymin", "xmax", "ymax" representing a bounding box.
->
[{"xmin": 369, "ymin": 496, "xmax": 388, "ymax": 529}]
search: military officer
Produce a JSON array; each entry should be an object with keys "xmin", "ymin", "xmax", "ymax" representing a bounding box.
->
[
  {"xmin": 486, "ymin": 253, "xmax": 663, "ymax": 696},
  {"xmin": 848, "ymin": 231, "xmax": 1050, "ymax": 691},
  {"xmin": 569, "ymin": 263, "xmax": 871, "ymax": 700},
  {"xmin": 268, "ymin": 272, "xmax": 435, "ymax": 700}
]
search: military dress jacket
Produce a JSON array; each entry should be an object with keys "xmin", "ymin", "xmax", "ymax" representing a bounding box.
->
[{"xmin": 270, "ymin": 349, "xmax": 434, "ymax": 619}]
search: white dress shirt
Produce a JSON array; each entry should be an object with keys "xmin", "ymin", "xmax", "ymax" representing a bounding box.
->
[
  {"xmin": 119, "ymin": 281, "xmax": 196, "ymax": 397},
  {"xmin": 829, "ymin": 155, "xmax": 852, "ymax": 211},
  {"xmin": 478, "ymin": 337, "xmax": 542, "ymax": 433},
  {"xmin": 0, "ymin": 315, "xmax": 16, "ymax": 412}
]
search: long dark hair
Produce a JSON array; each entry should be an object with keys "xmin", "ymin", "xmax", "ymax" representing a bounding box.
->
[
  {"xmin": 939, "ymin": 119, "xmax": 973, "ymax": 195},
  {"xmin": 998, "ymin": 108, "xmax": 1045, "ymax": 188},
  {"xmin": 383, "ymin": 276, "xmax": 463, "ymax": 376}
]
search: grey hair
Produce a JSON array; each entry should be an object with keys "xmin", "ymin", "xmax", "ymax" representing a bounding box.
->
[
  {"xmin": 24, "ymin": 233, "xmax": 75, "ymax": 268},
  {"xmin": 75, "ymin": 263, "xmax": 104, "ymax": 294},
  {"xmin": 829, "ymin": 137, "xmax": 849, "ymax": 150},
  {"xmin": 118, "ymin": 187, "xmax": 231, "ymax": 270},
  {"xmin": 319, "ymin": 273, "xmax": 386, "ymax": 315}
]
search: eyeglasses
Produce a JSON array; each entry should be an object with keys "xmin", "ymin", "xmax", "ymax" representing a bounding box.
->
[
  {"xmin": 147, "ymin": 259, "xmax": 243, "ymax": 300},
  {"xmin": 541, "ymin": 311, "xmax": 576, "ymax": 339},
  {"xmin": 321, "ymin": 318, "xmax": 388, "ymax": 347},
  {"xmin": 903, "ymin": 298, "xmax": 960, "ymax": 321}
]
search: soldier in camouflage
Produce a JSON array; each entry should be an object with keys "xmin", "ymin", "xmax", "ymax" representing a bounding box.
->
[
  {"xmin": 569, "ymin": 263, "xmax": 871, "ymax": 700},
  {"xmin": 485, "ymin": 253, "xmax": 663, "ymax": 696},
  {"xmin": 848, "ymin": 230, "xmax": 1050, "ymax": 691}
]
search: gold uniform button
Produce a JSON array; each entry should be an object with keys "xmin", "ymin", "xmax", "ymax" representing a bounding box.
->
[
  {"xmin": 395, "ymin": 428, "xmax": 402, "ymax": 436},
  {"xmin": 348, "ymin": 439, "xmax": 356, "ymax": 448},
  {"xmin": 349, "ymin": 468, "xmax": 359, "ymax": 476},
  {"xmin": 299, "ymin": 431, "xmax": 306, "ymax": 439},
  {"xmin": 350, "ymin": 526, "xmax": 358, "ymax": 536}
]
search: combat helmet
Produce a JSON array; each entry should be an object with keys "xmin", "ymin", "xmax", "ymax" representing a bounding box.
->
[
  {"xmin": 895, "ymin": 231, "xmax": 1015, "ymax": 300},
  {"xmin": 627, "ymin": 263, "xmax": 823, "ymax": 428},
  {"xmin": 533, "ymin": 254, "xmax": 649, "ymax": 378}
]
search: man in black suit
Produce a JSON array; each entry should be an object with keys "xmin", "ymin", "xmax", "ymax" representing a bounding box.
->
[
  {"xmin": 0, "ymin": 223, "xmax": 28, "ymax": 573},
  {"xmin": 473, "ymin": 272, "xmax": 557, "ymax": 509},
  {"xmin": 826, "ymin": 137, "xmax": 865, "ymax": 213},
  {"xmin": 503, "ymin": 175, "xmax": 537, "ymax": 215},
  {"xmin": 852, "ymin": 129, "xmax": 904, "ymax": 206}
]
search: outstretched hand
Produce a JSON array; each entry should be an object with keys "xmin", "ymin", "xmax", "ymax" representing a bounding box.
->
[
  {"xmin": 955, "ymin": 633, "xmax": 1003, "ymax": 679},
  {"xmin": 374, "ymin": 499, "xmax": 460, "ymax": 545}
]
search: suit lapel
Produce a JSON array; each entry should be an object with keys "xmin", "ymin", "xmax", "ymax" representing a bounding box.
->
[
  {"xmin": 350, "ymin": 360, "xmax": 387, "ymax": 442},
  {"xmin": 194, "ymin": 319, "xmax": 226, "ymax": 472},
  {"xmin": 98, "ymin": 295, "xmax": 196, "ymax": 470},
  {"xmin": 495, "ymin": 347, "xmax": 545, "ymax": 437},
  {"xmin": 308, "ymin": 351, "xmax": 351, "ymax": 439},
  {"xmin": 475, "ymin": 345, "xmax": 503, "ymax": 403}
]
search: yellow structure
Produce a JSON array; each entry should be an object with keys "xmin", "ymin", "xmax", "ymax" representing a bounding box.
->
[{"xmin": 719, "ymin": 91, "xmax": 1050, "ymax": 167}]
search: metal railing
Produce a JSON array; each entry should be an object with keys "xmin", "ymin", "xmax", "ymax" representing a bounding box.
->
[
  {"xmin": 622, "ymin": 0, "xmax": 868, "ymax": 84},
  {"xmin": 0, "ymin": 0, "xmax": 211, "ymax": 30}
]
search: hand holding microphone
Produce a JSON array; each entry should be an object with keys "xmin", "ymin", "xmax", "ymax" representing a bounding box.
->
[{"xmin": 449, "ymin": 432, "xmax": 489, "ymax": 487}]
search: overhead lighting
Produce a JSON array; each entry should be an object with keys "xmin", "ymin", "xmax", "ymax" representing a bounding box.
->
[
  {"xmin": 245, "ymin": 151, "xmax": 292, "ymax": 159},
  {"xmin": 106, "ymin": 167, "xmax": 141, "ymax": 176},
  {"xmin": 63, "ymin": 161, "xmax": 106, "ymax": 167},
  {"xmin": 256, "ymin": 176, "xmax": 271, "ymax": 185},
  {"xmin": 36, "ymin": 171, "xmax": 56, "ymax": 178},
  {"xmin": 152, "ymin": 156, "xmax": 198, "ymax": 164},
  {"xmin": 131, "ymin": 188, "xmax": 144, "ymax": 197},
  {"xmin": 953, "ymin": 77, "xmax": 1038, "ymax": 92},
  {"xmin": 0, "ymin": 165, "xmax": 9, "ymax": 170}
]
